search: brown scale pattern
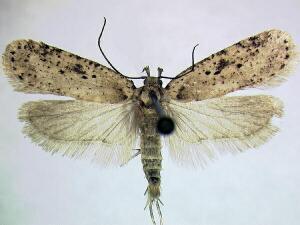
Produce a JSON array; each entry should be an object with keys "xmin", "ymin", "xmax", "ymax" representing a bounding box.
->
[
  {"xmin": 2, "ymin": 40, "xmax": 135, "ymax": 103},
  {"xmin": 165, "ymin": 30, "xmax": 297, "ymax": 101}
]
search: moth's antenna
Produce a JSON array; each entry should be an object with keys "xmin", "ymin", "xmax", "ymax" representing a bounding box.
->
[
  {"xmin": 165, "ymin": 43, "xmax": 200, "ymax": 80},
  {"xmin": 158, "ymin": 67, "xmax": 175, "ymax": 79},
  {"xmin": 98, "ymin": 17, "xmax": 123, "ymax": 75},
  {"xmin": 158, "ymin": 44, "xmax": 199, "ymax": 80},
  {"xmin": 191, "ymin": 43, "xmax": 199, "ymax": 71},
  {"xmin": 98, "ymin": 17, "xmax": 146, "ymax": 80}
]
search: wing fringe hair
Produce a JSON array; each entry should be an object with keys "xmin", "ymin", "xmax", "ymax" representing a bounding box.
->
[
  {"xmin": 18, "ymin": 100, "xmax": 138, "ymax": 166},
  {"xmin": 164, "ymin": 95, "xmax": 283, "ymax": 167},
  {"xmin": 254, "ymin": 31, "xmax": 299, "ymax": 89}
]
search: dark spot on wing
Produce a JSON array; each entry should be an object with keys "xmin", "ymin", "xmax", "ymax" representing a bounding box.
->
[
  {"xmin": 11, "ymin": 57, "xmax": 15, "ymax": 62},
  {"xmin": 216, "ymin": 49, "xmax": 227, "ymax": 56},
  {"xmin": 248, "ymin": 35, "xmax": 262, "ymax": 48},
  {"xmin": 201, "ymin": 57, "xmax": 211, "ymax": 63},
  {"xmin": 176, "ymin": 86, "xmax": 185, "ymax": 99},
  {"xmin": 237, "ymin": 42, "xmax": 246, "ymax": 48},
  {"xmin": 249, "ymin": 36, "xmax": 258, "ymax": 42},
  {"xmin": 73, "ymin": 63, "xmax": 86, "ymax": 74},
  {"xmin": 280, "ymin": 64, "xmax": 285, "ymax": 69},
  {"xmin": 41, "ymin": 42, "xmax": 49, "ymax": 49},
  {"xmin": 285, "ymin": 54, "xmax": 289, "ymax": 59},
  {"xmin": 59, "ymin": 69, "xmax": 65, "ymax": 74},
  {"xmin": 214, "ymin": 71, "xmax": 221, "ymax": 75},
  {"xmin": 116, "ymin": 88, "xmax": 128, "ymax": 100},
  {"xmin": 236, "ymin": 63, "xmax": 243, "ymax": 68},
  {"xmin": 92, "ymin": 75, "xmax": 96, "ymax": 78},
  {"xmin": 216, "ymin": 59, "xmax": 230, "ymax": 72},
  {"xmin": 55, "ymin": 48, "xmax": 62, "ymax": 53},
  {"xmin": 205, "ymin": 70, "xmax": 211, "ymax": 75},
  {"xmin": 40, "ymin": 42, "xmax": 53, "ymax": 57},
  {"xmin": 10, "ymin": 51, "xmax": 15, "ymax": 55},
  {"xmin": 81, "ymin": 75, "xmax": 88, "ymax": 79},
  {"xmin": 18, "ymin": 75, "xmax": 23, "ymax": 80}
]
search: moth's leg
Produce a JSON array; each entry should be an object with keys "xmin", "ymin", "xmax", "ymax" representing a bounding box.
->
[
  {"xmin": 156, "ymin": 199, "xmax": 163, "ymax": 225},
  {"xmin": 144, "ymin": 186, "xmax": 148, "ymax": 196},
  {"xmin": 149, "ymin": 200, "xmax": 157, "ymax": 225},
  {"xmin": 120, "ymin": 149, "xmax": 141, "ymax": 167}
]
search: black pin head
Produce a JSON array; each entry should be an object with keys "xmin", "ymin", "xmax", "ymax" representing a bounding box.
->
[{"xmin": 157, "ymin": 116, "xmax": 175, "ymax": 135}]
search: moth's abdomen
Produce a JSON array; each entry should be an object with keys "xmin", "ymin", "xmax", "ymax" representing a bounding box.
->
[{"xmin": 140, "ymin": 109, "xmax": 162, "ymax": 198}]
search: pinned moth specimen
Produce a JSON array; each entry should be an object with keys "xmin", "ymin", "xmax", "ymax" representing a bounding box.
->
[{"xmin": 2, "ymin": 18, "xmax": 298, "ymax": 225}]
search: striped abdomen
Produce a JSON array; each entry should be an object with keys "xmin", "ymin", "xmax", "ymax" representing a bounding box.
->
[{"xmin": 140, "ymin": 108, "xmax": 162, "ymax": 199}]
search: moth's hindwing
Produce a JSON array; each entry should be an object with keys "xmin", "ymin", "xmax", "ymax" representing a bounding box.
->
[
  {"xmin": 2, "ymin": 40, "xmax": 135, "ymax": 103},
  {"xmin": 19, "ymin": 99, "xmax": 138, "ymax": 166},
  {"xmin": 163, "ymin": 95, "xmax": 283, "ymax": 167},
  {"xmin": 165, "ymin": 30, "xmax": 298, "ymax": 101}
]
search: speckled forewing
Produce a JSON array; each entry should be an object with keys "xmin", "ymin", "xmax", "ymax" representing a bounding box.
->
[
  {"xmin": 2, "ymin": 40, "xmax": 135, "ymax": 103},
  {"xmin": 165, "ymin": 30, "xmax": 297, "ymax": 101}
]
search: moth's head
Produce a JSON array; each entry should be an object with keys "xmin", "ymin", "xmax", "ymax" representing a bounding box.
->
[
  {"xmin": 140, "ymin": 66, "xmax": 164, "ymax": 106},
  {"xmin": 143, "ymin": 77, "xmax": 163, "ymax": 87},
  {"xmin": 142, "ymin": 66, "xmax": 163, "ymax": 88}
]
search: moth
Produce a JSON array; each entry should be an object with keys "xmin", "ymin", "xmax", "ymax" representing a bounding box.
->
[{"xmin": 2, "ymin": 19, "xmax": 297, "ymax": 225}]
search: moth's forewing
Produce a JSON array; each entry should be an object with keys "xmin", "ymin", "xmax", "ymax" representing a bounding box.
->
[
  {"xmin": 2, "ymin": 40, "xmax": 135, "ymax": 103},
  {"xmin": 165, "ymin": 30, "xmax": 297, "ymax": 102}
]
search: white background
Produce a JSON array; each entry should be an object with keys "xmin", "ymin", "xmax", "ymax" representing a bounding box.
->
[{"xmin": 0, "ymin": 0, "xmax": 300, "ymax": 225}]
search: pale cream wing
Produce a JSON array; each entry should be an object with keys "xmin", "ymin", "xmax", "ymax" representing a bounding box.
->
[
  {"xmin": 2, "ymin": 40, "xmax": 135, "ymax": 103},
  {"xmin": 163, "ymin": 95, "xmax": 283, "ymax": 167},
  {"xmin": 165, "ymin": 30, "xmax": 298, "ymax": 101},
  {"xmin": 19, "ymin": 100, "xmax": 138, "ymax": 166}
]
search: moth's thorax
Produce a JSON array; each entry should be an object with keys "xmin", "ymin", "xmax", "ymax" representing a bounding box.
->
[{"xmin": 134, "ymin": 77, "xmax": 164, "ymax": 107}]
